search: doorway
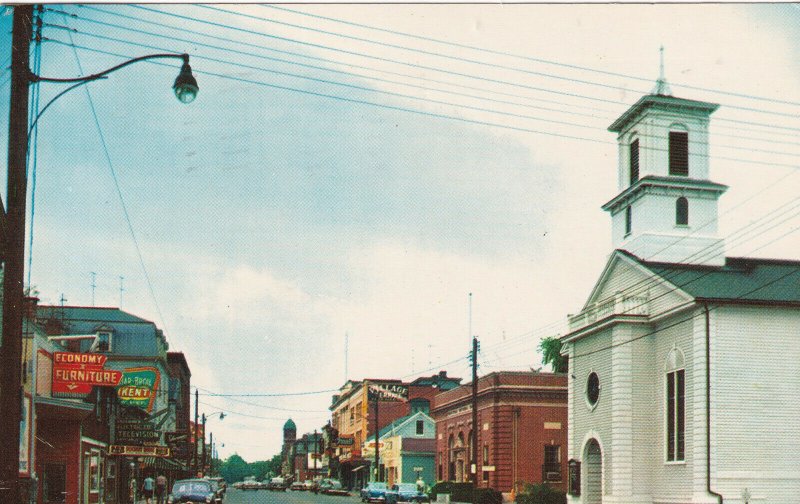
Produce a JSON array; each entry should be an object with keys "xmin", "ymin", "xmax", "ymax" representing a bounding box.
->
[{"xmin": 584, "ymin": 439, "xmax": 602, "ymax": 504}]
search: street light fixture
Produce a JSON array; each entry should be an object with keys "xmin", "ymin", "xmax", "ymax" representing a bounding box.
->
[{"xmin": 0, "ymin": 7, "xmax": 198, "ymax": 502}]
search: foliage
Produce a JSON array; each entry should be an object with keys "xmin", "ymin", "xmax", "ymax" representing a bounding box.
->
[
  {"xmin": 538, "ymin": 337, "xmax": 568, "ymax": 373},
  {"xmin": 218, "ymin": 453, "xmax": 284, "ymax": 483},
  {"xmin": 429, "ymin": 483, "xmax": 502, "ymax": 504},
  {"xmin": 516, "ymin": 483, "xmax": 566, "ymax": 504}
]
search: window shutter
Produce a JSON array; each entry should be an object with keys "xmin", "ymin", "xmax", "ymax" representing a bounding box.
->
[
  {"xmin": 669, "ymin": 132, "xmax": 689, "ymax": 176},
  {"xmin": 629, "ymin": 140, "xmax": 639, "ymax": 185}
]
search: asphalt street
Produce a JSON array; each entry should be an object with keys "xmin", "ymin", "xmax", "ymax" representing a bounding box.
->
[{"xmin": 224, "ymin": 488, "xmax": 364, "ymax": 504}]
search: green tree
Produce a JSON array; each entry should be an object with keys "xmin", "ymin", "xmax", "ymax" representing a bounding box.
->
[
  {"xmin": 539, "ymin": 337, "xmax": 568, "ymax": 373},
  {"xmin": 220, "ymin": 454, "xmax": 250, "ymax": 483}
]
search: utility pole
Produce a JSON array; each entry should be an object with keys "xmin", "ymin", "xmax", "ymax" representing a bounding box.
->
[
  {"xmin": 90, "ymin": 271, "xmax": 97, "ymax": 306},
  {"xmin": 193, "ymin": 389, "xmax": 199, "ymax": 475},
  {"xmin": 209, "ymin": 432, "xmax": 213, "ymax": 476},
  {"xmin": 314, "ymin": 429, "xmax": 318, "ymax": 479},
  {"xmin": 201, "ymin": 413, "xmax": 207, "ymax": 476},
  {"xmin": 0, "ymin": 6, "xmax": 34, "ymax": 502},
  {"xmin": 374, "ymin": 393, "xmax": 380, "ymax": 482},
  {"xmin": 470, "ymin": 336, "xmax": 479, "ymax": 501}
]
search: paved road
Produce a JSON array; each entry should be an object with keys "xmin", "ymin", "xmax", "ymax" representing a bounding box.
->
[{"xmin": 225, "ymin": 488, "xmax": 364, "ymax": 504}]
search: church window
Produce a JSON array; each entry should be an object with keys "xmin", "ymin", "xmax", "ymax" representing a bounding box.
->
[
  {"xmin": 629, "ymin": 139, "xmax": 639, "ymax": 185},
  {"xmin": 676, "ymin": 197, "xmax": 689, "ymax": 226},
  {"xmin": 669, "ymin": 132, "xmax": 689, "ymax": 176},
  {"xmin": 666, "ymin": 349, "xmax": 685, "ymax": 462},
  {"xmin": 625, "ymin": 206, "xmax": 632, "ymax": 236},
  {"xmin": 586, "ymin": 372, "xmax": 600, "ymax": 409}
]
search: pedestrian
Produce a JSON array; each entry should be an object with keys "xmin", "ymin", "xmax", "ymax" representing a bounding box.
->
[
  {"xmin": 416, "ymin": 476, "xmax": 425, "ymax": 494},
  {"xmin": 142, "ymin": 474, "xmax": 155, "ymax": 504},
  {"xmin": 155, "ymin": 474, "xmax": 167, "ymax": 504}
]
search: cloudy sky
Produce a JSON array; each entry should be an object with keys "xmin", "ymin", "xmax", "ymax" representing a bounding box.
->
[{"xmin": 1, "ymin": 3, "xmax": 799, "ymax": 461}]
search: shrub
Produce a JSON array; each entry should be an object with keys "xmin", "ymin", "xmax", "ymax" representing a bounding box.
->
[
  {"xmin": 429, "ymin": 483, "xmax": 502, "ymax": 504},
  {"xmin": 515, "ymin": 483, "xmax": 566, "ymax": 504}
]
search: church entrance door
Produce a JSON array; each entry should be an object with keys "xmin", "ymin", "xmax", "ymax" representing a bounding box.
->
[{"xmin": 584, "ymin": 439, "xmax": 602, "ymax": 504}]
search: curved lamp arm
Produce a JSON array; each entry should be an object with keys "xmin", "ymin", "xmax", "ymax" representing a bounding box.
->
[
  {"xmin": 30, "ymin": 53, "xmax": 188, "ymax": 83},
  {"xmin": 29, "ymin": 53, "xmax": 198, "ymax": 104}
]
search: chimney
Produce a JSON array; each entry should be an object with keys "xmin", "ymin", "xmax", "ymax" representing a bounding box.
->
[{"xmin": 23, "ymin": 296, "xmax": 39, "ymax": 322}]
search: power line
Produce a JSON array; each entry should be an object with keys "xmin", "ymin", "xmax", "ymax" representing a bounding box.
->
[
  {"xmin": 201, "ymin": 4, "xmax": 800, "ymax": 121},
  {"xmin": 262, "ymin": 4, "xmax": 800, "ymax": 109}
]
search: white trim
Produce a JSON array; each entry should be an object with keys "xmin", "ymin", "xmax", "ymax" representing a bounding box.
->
[{"xmin": 81, "ymin": 436, "xmax": 108, "ymax": 448}]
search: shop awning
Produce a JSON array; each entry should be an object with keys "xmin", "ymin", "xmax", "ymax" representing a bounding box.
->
[
  {"xmin": 141, "ymin": 457, "xmax": 183, "ymax": 471},
  {"xmin": 35, "ymin": 396, "xmax": 94, "ymax": 420}
]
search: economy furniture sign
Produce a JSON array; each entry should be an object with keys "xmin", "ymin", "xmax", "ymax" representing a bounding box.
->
[
  {"xmin": 52, "ymin": 352, "xmax": 123, "ymax": 395},
  {"xmin": 116, "ymin": 367, "xmax": 160, "ymax": 412}
]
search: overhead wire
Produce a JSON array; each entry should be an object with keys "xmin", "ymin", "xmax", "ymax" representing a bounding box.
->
[
  {"xmin": 62, "ymin": 8, "xmax": 800, "ymax": 154},
  {"xmin": 201, "ymin": 4, "xmax": 800, "ymax": 121},
  {"xmin": 44, "ymin": 32, "xmax": 800, "ymax": 167},
  {"xmin": 57, "ymin": 17, "xmax": 172, "ymax": 343},
  {"xmin": 262, "ymin": 4, "xmax": 800, "ymax": 109}
]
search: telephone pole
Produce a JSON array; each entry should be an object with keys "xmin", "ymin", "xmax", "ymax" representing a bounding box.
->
[
  {"xmin": 0, "ymin": 6, "xmax": 34, "ymax": 502},
  {"xmin": 470, "ymin": 336, "xmax": 479, "ymax": 501},
  {"xmin": 193, "ymin": 389, "xmax": 199, "ymax": 475}
]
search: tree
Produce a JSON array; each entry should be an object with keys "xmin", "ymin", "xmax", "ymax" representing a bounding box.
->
[
  {"xmin": 219, "ymin": 454, "xmax": 250, "ymax": 483},
  {"xmin": 539, "ymin": 337, "xmax": 568, "ymax": 373}
]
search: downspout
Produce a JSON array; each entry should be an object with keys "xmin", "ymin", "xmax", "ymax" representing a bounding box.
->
[{"xmin": 704, "ymin": 303, "xmax": 723, "ymax": 504}]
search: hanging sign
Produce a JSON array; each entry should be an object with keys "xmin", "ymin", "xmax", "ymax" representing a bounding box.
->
[
  {"xmin": 367, "ymin": 382, "xmax": 409, "ymax": 402},
  {"xmin": 116, "ymin": 367, "xmax": 160, "ymax": 412},
  {"xmin": 52, "ymin": 352, "xmax": 122, "ymax": 394},
  {"xmin": 115, "ymin": 418, "xmax": 160, "ymax": 445},
  {"xmin": 109, "ymin": 445, "xmax": 170, "ymax": 457}
]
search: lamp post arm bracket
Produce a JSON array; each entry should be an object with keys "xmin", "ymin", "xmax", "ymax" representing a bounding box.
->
[{"xmin": 30, "ymin": 53, "xmax": 189, "ymax": 83}]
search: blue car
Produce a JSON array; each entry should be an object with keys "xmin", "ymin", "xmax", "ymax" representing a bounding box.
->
[
  {"xmin": 167, "ymin": 479, "xmax": 219, "ymax": 504},
  {"xmin": 385, "ymin": 483, "xmax": 430, "ymax": 504},
  {"xmin": 361, "ymin": 482, "xmax": 389, "ymax": 502}
]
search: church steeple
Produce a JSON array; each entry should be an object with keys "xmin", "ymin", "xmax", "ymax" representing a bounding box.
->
[{"xmin": 603, "ymin": 52, "xmax": 727, "ymax": 266}]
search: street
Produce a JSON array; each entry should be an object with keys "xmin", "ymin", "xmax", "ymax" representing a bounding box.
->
[{"xmin": 222, "ymin": 489, "xmax": 364, "ymax": 504}]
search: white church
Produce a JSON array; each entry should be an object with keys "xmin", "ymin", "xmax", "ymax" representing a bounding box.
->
[{"xmin": 560, "ymin": 71, "xmax": 800, "ymax": 504}]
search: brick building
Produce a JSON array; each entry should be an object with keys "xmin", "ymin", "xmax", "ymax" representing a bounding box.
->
[{"xmin": 431, "ymin": 371, "xmax": 568, "ymax": 495}]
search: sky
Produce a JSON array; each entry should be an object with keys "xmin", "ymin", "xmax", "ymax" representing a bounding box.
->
[{"xmin": 1, "ymin": 3, "xmax": 799, "ymax": 462}]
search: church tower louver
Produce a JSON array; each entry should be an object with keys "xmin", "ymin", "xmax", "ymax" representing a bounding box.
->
[{"xmin": 602, "ymin": 51, "xmax": 727, "ymax": 266}]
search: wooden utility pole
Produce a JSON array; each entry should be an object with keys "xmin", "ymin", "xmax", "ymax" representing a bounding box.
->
[
  {"xmin": 193, "ymin": 389, "xmax": 199, "ymax": 475},
  {"xmin": 0, "ymin": 6, "xmax": 33, "ymax": 502},
  {"xmin": 471, "ymin": 337, "xmax": 479, "ymax": 502}
]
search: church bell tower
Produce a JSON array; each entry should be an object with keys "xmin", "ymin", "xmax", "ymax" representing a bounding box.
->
[{"xmin": 603, "ymin": 50, "xmax": 727, "ymax": 266}]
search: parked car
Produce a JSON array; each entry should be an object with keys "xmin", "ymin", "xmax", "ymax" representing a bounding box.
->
[
  {"xmin": 207, "ymin": 477, "xmax": 227, "ymax": 499},
  {"xmin": 206, "ymin": 479, "xmax": 224, "ymax": 503},
  {"xmin": 167, "ymin": 479, "xmax": 218, "ymax": 504},
  {"xmin": 290, "ymin": 480, "xmax": 306, "ymax": 491},
  {"xmin": 361, "ymin": 482, "xmax": 389, "ymax": 502},
  {"xmin": 240, "ymin": 479, "xmax": 260, "ymax": 491},
  {"xmin": 267, "ymin": 477, "xmax": 288, "ymax": 491},
  {"xmin": 319, "ymin": 479, "xmax": 349, "ymax": 496},
  {"xmin": 385, "ymin": 483, "xmax": 430, "ymax": 504}
]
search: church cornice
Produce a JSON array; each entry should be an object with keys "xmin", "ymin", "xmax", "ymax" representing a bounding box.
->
[
  {"xmin": 608, "ymin": 94, "xmax": 719, "ymax": 133},
  {"xmin": 602, "ymin": 176, "xmax": 728, "ymax": 213}
]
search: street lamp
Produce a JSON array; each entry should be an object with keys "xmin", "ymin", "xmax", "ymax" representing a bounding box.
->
[
  {"xmin": 0, "ymin": 7, "xmax": 198, "ymax": 502},
  {"xmin": 201, "ymin": 412, "xmax": 225, "ymax": 476}
]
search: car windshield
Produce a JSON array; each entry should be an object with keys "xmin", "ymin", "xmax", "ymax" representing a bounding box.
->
[
  {"xmin": 172, "ymin": 482, "xmax": 210, "ymax": 495},
  {"xmin": 397, "ymin": 484, "xmax": 417, "ymax": 492}
]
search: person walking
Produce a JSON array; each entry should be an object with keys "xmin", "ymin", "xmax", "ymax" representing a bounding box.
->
[
  {"xmin": 155, "ymin": 474, "xmax": 167, "ymax": 504},
  {"xmin": 142, "ymin": 474, "xmax": 155, "ymax": 504}
]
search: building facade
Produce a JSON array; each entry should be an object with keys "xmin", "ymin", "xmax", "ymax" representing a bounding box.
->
[
  {"xmin": 364, "ymin": 411, "xmax": 437, "ymax": 488},
  {"xmin": 562, "ymin": 77, "xmax": 800, "ymax": 503},
  {"xmin": 432, "ymin": 371, "xmax": 568, "ymax": 495}
]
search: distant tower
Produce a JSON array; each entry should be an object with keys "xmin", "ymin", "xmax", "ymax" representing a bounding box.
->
[
  {"xmin": 603, "ymin": 49, "xmax": 727, "ymax": 266},
  {"xmin": 281, "ymin": 418, "xmax": 297, "ymax": 476}
]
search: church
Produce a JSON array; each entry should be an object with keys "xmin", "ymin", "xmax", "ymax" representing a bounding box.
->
[{"xmin": 561, "ymin": 70, "xmax": 800, "ymax": 503}]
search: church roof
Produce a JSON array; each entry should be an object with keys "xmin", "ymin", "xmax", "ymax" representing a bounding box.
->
[
  {"xmin": 283, "ymin": 418, "xmax": 296, "ymax": 430},
  {"xmin": 608, "ymin": 94, "xmax": 719, "ymax": 134},
  {"xmin": 623, "ymin": 250, "xmax": 800, "ymax": 304}
]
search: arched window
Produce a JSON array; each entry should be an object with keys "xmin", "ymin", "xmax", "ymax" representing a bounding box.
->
[
  {"xmin": 665, "ymin": 348, "xmax": 685, "ymax": 462},
  {"xmin": 676, "ymin": 197, "xmax": 689, "ymax": 226}
]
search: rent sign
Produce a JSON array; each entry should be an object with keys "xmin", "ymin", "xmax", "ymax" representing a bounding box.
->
[
  {"xmin": 117, "ymin": 367, "xmax": 160, "ymax": 412},
  {"xmin": 52, "ymin": 352, "xmax": 122, "ymax": 395}
]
